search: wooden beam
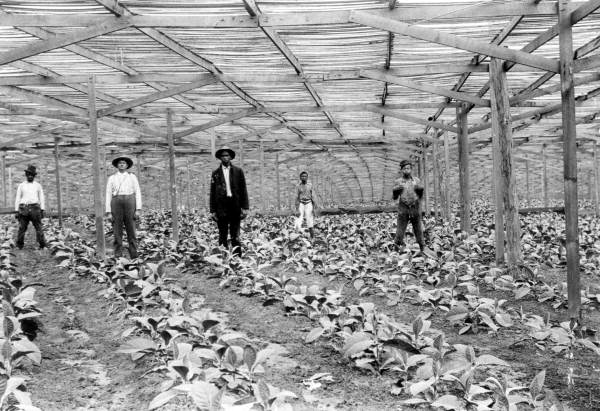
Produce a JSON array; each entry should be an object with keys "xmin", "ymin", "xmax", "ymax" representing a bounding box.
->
[
  {"xmin": 559, "ymin": 0, "xmax": 581, "ymax": 321},
  {"xmin": 167, "ymin": 109, "xmax": 179, "ymax": 244},
  {"xmin": 361, "ymin": 69, "xmax": 490, "ymax": 107},
  {"xmin": 350, "ymin": 11, "xmax": 559, "ymax": 73},
  {"xmin": 88, "ymin": 75, "xmax": 105, "ymax": 259},
  {"xmin": 491, "ymin": 107, "xmax": 505, "ymax": 266},
  {"xmin": 97, "ymin": 77, "xmax": 216, "ymax": 117},
  {"xmin": 54, "ymin": 138, "xmax": 63, "ymax": 227},
  {"xmin": 369, "ymin": 106, "xmax": 459, "ymax": 133},
  {"xmin": 174, "ymin": 109, "xmax": 257, "ymax": 140},
  {"xmin": 457, "ymin": 104, "xmax": 470, "ymax": 233},
  {"xmin": 0, "ymin": 18, "xmax": 132, "ymax": 66}
]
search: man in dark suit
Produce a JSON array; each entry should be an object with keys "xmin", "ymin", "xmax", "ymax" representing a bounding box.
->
[{"xmin": 210, "ymin": 146, "xmax": 249, "ymax": 256}]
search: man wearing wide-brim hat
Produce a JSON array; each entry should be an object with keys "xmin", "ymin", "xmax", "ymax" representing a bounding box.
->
[
  {"xmin": 209, "ymin": 146, "xmax": 249, "ymax": 257},
  {"xmin": 105, "ymin": 156, "xmax": 142, "ymax": 259},
  {"xmin": 14, "ymin": 165, "xmax": 47, "ymax": 249},
  {"xmin": 392, "ymin": 159, "xmax": 426, "ymax": 254}
]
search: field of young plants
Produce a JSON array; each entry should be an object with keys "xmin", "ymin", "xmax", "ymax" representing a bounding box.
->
[{"xmin": 2, "ymin": 202, "xmax": 600, "ymax": 410}]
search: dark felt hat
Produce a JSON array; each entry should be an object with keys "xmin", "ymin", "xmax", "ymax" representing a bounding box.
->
[
  {"xmin": 112, "ymin": 156, "xmax": 133, "ymax": 169},
  {"xmin": 215, "ymin": 146, "xmax": 236, "ymax": 160},
  {"xmin": 399, "ymin": 160, "xmax": 412, "ymax": 169},
  {"xmin": 24, "ymin": 165, "xmax": 37, "ymax": 175}
]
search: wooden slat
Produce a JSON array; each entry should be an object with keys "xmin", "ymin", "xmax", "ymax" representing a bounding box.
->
[{"xmin": 349, "ymin": 11, "xmax": 559, "ymax": 73}]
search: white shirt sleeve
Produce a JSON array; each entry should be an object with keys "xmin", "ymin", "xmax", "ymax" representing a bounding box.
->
[
  {"xmin": 132, "ymin": 174, "xmax": 142, "ymax": 210},
  {"xmin": 38, "ymin": 183, "xmax": 46, "ymax": 210},
  {"xmin": 105, "ymin": 174, "xmax": 114, "ymax": 213},
  {"xmin": 14, "ymin": 183, "xmax": 22, "ymax": 211}
]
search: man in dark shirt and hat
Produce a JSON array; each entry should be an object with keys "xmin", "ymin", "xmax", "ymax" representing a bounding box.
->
[
  {"xmin": 105, "ymin": 156, "xmax": 142, "ymax": 259},
  {"xmin": 14, "ymin": 165, "xmax": 46, "ymax": 250},
  {"xmin": 210, "ymin": 146, "xmax": 249, "ymax": 257},
  {"xmin": 393, "ymin": 159, "xmax": 425, "ymax": 253}
]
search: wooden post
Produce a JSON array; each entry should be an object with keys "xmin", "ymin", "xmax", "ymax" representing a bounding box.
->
[
  {"xmin": 594, "ymin": 142, "xmax": 600, "ymax": 216},
  {"xmin": 88, "ymin": 75, "xmax": 105, "ymax": 258},
  {"xmin": 443, "ymin": 128, "xmax": 451, "ymax": 220},
  {"xmin": 525, "ymin": 160, "xmax": 530, "ymax": 208},
  {"xmin": 432, "ymin": 137, "xmax": 441, "ymax": 220},
  {"xmin": 238, "ymin": 139, "xmax": 244, "ymax": 168},
  {"xmin": 54, "ymin": 138, "xmax": 63, "ymax": 227},
  {"xmin": 275, "ymin": 153, "xmax": 281, "ymax": 210},
  {"xmin": 559, "ymin": 0, "xmax": 581, "ymax": 320},
  {"xmin": 542, "ymin": 145, "xmax": 549, "ymax": 206},
  {"xmin": 456, "ymin": 104, "xmax": 470, "ymax": 233},
  {"xmin": 491, "ymin": 131, "xmax": 505, "ymax": 265},
  {"xmin": 7, "ymin": 166, "xmax": 12, "ymax": 207},
  {"xmin": 136, "ymin": 154, "xmax": 143, "ymax": 198},
  {"xmin": 259, "ymin": 140, "xmax": 265, "ymax": 212},
  {"xmin": 490, "ymin": 58, "xmax": 521, "ymax": 269},
  {"xmin": 210, "ymin": 129, "xmax": 216, "ymax": 159},
  {"xmin": 421, "ymin": 145, "xmax": 429, "ymax": 215},
  {"xmin": 167, "ymin": 111, "xmax": 179, "ymax": 244},
  {"xmin": 186, "ymin": 158, "xmax": 192, "ymax": 211},
  {"xmin": 0, "ymin": 153, "xmax": 6, "ymax": 208}
]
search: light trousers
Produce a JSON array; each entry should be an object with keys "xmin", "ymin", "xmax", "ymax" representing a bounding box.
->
[{"xmin": 295, "ymin": 202, "xmax": 314, "ymax": 230}]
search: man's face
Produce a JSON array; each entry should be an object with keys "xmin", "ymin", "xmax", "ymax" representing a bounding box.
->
[
  {"xmin": 300, "ymin": 173, "xmax": 308, "ymax": 183},
  {"xmin": 117, "ymin": 160, "xmax": 128, "ymax": 171},
  {"xmin": 220, "ymin": 152, "xmax": 231, "ymax": 166},
  {"xmin": 401, "ymin": 165, "xmax": 412, "ymax": 176},
  {"xmin": 25, "ymin": 172, "xmax": 34, "ymax": 182}
]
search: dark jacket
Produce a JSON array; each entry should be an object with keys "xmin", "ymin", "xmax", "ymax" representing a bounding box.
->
[{"xmin": 210, "ymin": 164, "xmax": 249, "ymax": 215}]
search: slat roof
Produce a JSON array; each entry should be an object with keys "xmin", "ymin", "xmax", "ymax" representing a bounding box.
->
[{"xmin": 0, "ymin": 0, "xmax": 599, "ymax": 208}]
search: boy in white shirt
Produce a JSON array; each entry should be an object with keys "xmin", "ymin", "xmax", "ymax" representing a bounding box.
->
[
  {"xmin": 105, "ymin": 156, "xmax": 142, "ymax": 259},
  {"xmin": 14, "ymin": 165, "xmax": 46, "ymax": 249}
]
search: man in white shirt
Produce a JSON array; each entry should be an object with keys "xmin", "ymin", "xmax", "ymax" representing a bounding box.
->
[
  {"xmin": 294, "ymin": 171, "xmax": 319, "ymax": 238},
  {"xmin": 14, "ymin": 165, "xmax": 47, "ymax": 249},
  {"xmin": 105, "ymin": 156, "xmax": 142, "ymax": 259}
]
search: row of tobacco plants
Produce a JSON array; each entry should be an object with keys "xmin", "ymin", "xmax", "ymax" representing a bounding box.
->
[
  {"xmin": 44, "ymin": 218, "xmax": 297, "ymax": 411},
  {"xmin": 0, "ymin": 222, "xmax": 43, "ymax": 411}
]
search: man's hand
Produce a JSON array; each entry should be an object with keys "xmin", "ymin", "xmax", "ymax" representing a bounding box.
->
[
  {"xmin": 240, "ymin": 209, "xmax": 248, "ymax": 220},
  {"xmin": 14, "ymin": 212, "xmax": 19, "ymax": 220},
  {"xmin": 134, "ymin": 210, "xmax": 139, "ymax": 221},
  {"xmin": 40, "ymin": 210, "xmax": 45, "ymax": 219},
  {"xmin": 211, "ymin": 212, "xmax": 218, "ymax": 222},
  {"xmin": 105, "ymin": 212, "xmax": 112, "ymax": 222}
]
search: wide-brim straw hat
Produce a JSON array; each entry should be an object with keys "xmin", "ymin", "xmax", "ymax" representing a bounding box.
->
[
  {"xmin": 399, "ymin": 160, "xmax": 412, "ymax": 169},
  {"xmin": 215, "ymin": 146, "xmax": 236, "ymax": 160},
  {"xmin": 112, "ymin": 156, "xmax": 133, "ymax": 169},
  {"xmin": 24, "ymin": 165, "xmax": 37, "ymax": 175}
]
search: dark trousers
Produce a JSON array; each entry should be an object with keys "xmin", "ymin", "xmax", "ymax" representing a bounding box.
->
[
  {"xmin": 395, "ymin": 202, "xmax": 424, "ymax": 249},
  {"xmin": 16, "ymin": 204, "xmax": 46, "ymax": 249},
  {"xmin": 216, "ymin": 198, "xmax": 242, "ymax": 256},
  {"xmin": 111, "ymin": 194, "xmax": 138, "ymax": 258}
]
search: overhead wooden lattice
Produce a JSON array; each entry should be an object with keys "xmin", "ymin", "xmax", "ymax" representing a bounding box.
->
[{"xmin": 0, "ymin": 0, "xmax": 599, "ymax": 207}]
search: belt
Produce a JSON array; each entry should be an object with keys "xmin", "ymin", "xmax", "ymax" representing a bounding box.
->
[
  {"xmin": 113, "ymin": 193, "xmax": 134, "ymax": 197},
  {"xmin": 20, "ymin": 203, "xmax": 39, "ymax": 207}
]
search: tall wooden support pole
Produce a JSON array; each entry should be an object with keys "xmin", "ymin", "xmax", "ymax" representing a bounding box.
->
[
  {"xmin": 7, "ymin": 167, "xmax": 12, "ymax": 207},
  {"xmin": 542, "ymin": 145, "xmax": 549, "ymax": 206},
  {"xmin": 491, "ymin": 129, "xmax": 505, "ymax": 265},
  {"xmin": 238, "ymin": 139, "xmax": 244, "ymax": 168},
  {"xmin": 432, "ymin": 137, "xmax": 441, "ymax": 220},
  {"xmin": 490, "ymin": 58, "xmax": 521, "ymax": 269},
  {"xmin": 559, "ymin": 0, "xmax": 580, "ymax": 320},
  {"xmin": 88, "ymin": 75, "xmax": 105, "ymax": 258},
  {"xmin": 0, "ymin": 153, "xmax": 6, "ymax": 208},
  {"xmin": 259, "ymin": 140, "xmax": 265, "ymax": 212},
  {"xmin": 54, "ymin": 138, "xmax": 63, "ymax": 227},
  {"xmin": 136, "ymin": 154, "xmax": 143, "ymax": 198},
  {"xmin": 443, "ymin": 129, "xmax": 451, "ymax": 220},
  {"xmin": 167, "ymin": 109, "xmax": 179, "ymax": 244},
  {"xmin": 594, "ymin": 142, "xmax": 600, "ymax": 216},
  {"xmin": 525, "ymin": 160, "xmax": 531, "ymax": 207},
  {"xmin": 275, "ymin": 153, "xmax": 281, "ymax": 210},
  {"xmin": 421, "ymin": 145, "xmax": 429, "ymax": 215},
  {"xmin": 456, "ymin": 104, "xmax": 470, "ymax": 233},
  {"xmin": 186, "ymin": 158, "xmax": 192, "ymax": 211}
]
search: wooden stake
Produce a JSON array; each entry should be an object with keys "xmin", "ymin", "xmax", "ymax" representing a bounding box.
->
[
  {"xmin": 525, "ymin": 160, "xmax": 530, "ymax": 208},
  {"xmin": 0, "ymin": 153, "xmax": 6, "ymax": 208},
  {"xmin": 422, "ymin": 145, "xmax": 429, "ymax": 215},
  {"xmin": 432, "ymin": 137, "xmax": 441, "ymax": 220},
  {"xmin": 54, "ymin": 138, "xmax": 63, "ymax": 227},
  {"xmin": 238, "ymin": 139, "xmax": 244, "ymax": 168},
  {"xmin": 490, "ymin": 58, "xmax": 521, "ymax": 269},
  {"xmin": 167, "ymin": 110, "xmax": 179, "ymax": 244},
  {"xmin": 259, "ymin": 140, "xmax": 265, "ymax": 212},
  {"xmin": 594, "ymin": 142, "xmax": 600, "ymax": 216},
  {"xmin": 457, "ymin": 104, "xmax": 470, "ymax": 233},
  {"xmin": 88, "ymin": 75, "xmax": 105, "ymax": 258},
  {"xmin": 443, "ymin": 128, "xmax": 451, "ymax": 220},
  {"xmin": 7, "ymin": 167, "xmax": 12, "ymax": 207},
  {"xmin": 559, "ymin": 0, "xmax": 581, "ymax": 320},
  {"xmin": 275, "ymin": 153, "xmax": 281, "ymax": 210},
  {"xmin": 210, "ymin": 129, "xmax": 216, "ymax": 159},
  {"xmin": 542, "ymin": 144, "xmax": 549, "ymax": 206},
  {"xmin": 186, "ymin": 158, "xmax": 192, "ymax": 211}
]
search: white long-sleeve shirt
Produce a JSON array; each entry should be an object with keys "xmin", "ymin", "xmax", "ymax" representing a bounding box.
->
[
  {"xmin": 15, "ymin": 181, "xmax": 45, "ymax": 211},
  {"xmin": 105, "ymin": 171, "xmax": 142, "ymax": 213},
  {"xmin": 222, "ymin": 165, "xmax": 232, "ymax": 197}
]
